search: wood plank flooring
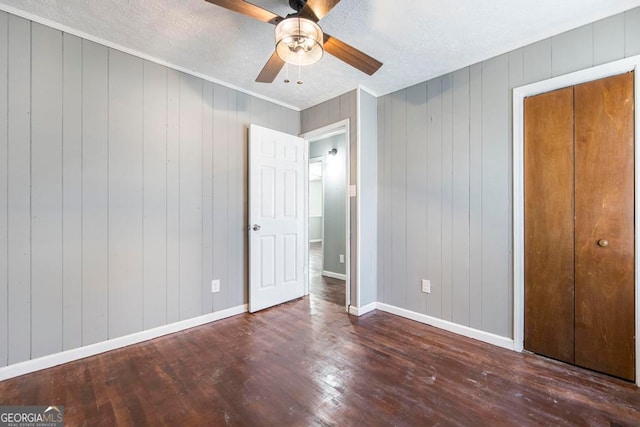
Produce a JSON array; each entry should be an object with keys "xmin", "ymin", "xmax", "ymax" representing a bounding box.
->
[{"xmin": 0, "ymin": 244, "xmax": 639, "ymax": 425}]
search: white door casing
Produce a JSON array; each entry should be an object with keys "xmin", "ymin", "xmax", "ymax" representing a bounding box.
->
[
  {"xmin": 300, "ymin": 119, "xmax": 351, "ymax": 311},
  {"xmin": 249, "ymin": 124, "xmax": 306, "ymax": 313}
]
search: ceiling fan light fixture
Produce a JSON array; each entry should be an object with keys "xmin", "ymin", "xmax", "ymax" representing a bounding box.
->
[{"xmin": 275, "ymin": 16, "xmax": 323, "ymax": 66}]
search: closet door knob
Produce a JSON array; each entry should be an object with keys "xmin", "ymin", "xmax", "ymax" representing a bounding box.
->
[{"xmin": 597, "ymin": 239, "xmax": 609, "ymax": 247}]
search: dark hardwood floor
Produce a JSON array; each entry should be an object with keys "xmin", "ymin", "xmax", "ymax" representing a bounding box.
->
[{"xmin": 1, "ymin": 246, "xmax": 639, "ymax": 425}]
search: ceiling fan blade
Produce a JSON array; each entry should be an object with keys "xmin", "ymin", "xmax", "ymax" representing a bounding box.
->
[
  {"xmin": 256, "ymin": 51, "xmax": 286, "ymax": 83},
  {"xmin": 298, "ymin": 0, "xmax": 341, "ymax": 22},
  {"xmin": 204, "ymin": 0, "xmax": 283, "ymax": 24},
  {"xmin": 323, "ymin": 34, "xmax": 382, "ymax": 76}
]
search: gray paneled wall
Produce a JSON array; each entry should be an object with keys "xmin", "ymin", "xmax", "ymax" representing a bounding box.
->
[
  {"xmin": 0, "ymin": 12, "xmax": 8, "ymax": 367},
  {"xmin": 377, "ymin": 7, "xmax": 640, "ymax": 338},
  {"xmin": 0, "ymin": 12, "xmax": 299, "ymax": 367},
  {"xmin": 358, "ymin": 91, "xmax": 377, "ymax": 307},
  {"xmin": 301, "ymin": 91, "xmax": 358, "ymax": 303}
]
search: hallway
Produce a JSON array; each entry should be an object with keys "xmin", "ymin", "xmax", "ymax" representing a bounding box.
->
[{"xmin": 308, "ymin": 241, "xmax": 345, "ymax": 307}]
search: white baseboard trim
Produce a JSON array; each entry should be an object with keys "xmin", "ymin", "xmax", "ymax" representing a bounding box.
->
[
  {"xmin": 309, "ymin": 239, "xmax": 322, "ymax": 243},
  {"xmin": 0, "ymin": 304, "xmax": 248, "ymax": 382},
  {"xmin": 322, "ymin": 270, "xmax": 347, "ymax": 280},
  {"xmin": 349, "ymin": 302, "xmax": 377, "ymax": 316},
  {"xmin": 376, "ymin": 303, "xmax": 515, "ymax": 351}
]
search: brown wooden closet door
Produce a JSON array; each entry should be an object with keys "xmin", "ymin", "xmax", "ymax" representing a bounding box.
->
[
  {"xmin": 574, "ymin": 72, "xmax": 635, "ymax": 381},
  {"xmin": 524, "ymin": 87, "xmax": 576, "ymax": 363}
]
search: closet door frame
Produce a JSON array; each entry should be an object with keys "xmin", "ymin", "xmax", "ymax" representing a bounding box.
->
[{"xmin": 513, "ymin": 54, "xmax": 640, "ymax": 386}]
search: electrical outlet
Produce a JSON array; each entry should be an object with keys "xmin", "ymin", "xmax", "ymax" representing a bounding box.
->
[
  {"xmin": 211, "ymin": 279, "xmax": 220, "ymax": 293},
  {"xmin": 421, "ymin": 279, "xmax": 431, "ymax": 294},
  {"xmin": 339, "ymin": 254, "xmax": 345, "ymax": 263}
]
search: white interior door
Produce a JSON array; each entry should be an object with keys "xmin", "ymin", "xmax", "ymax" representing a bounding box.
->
[{"xmin": 249, "ymin": 124, "xmax": 306, "ymax": 313}]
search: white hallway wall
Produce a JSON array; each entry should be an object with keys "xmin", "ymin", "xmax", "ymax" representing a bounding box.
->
[{"xmin": 0, "ymin": 12, "xmax": 299, "ymax": 367}]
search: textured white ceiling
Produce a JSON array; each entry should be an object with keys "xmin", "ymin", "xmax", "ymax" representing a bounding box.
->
[{"xmin": 1, "ymin": 0, "xmax": 639, "ymax": 110}]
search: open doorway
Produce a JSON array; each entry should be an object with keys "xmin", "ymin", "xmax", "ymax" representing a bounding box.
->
[{"xmin": 304, "ymin": 124, "xmax": 349, "ymax": 310}]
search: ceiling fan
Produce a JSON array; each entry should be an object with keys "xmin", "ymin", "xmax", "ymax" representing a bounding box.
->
[{"xmin": 204, "ymin": 0, "xmax": 383, "ymax": 83}]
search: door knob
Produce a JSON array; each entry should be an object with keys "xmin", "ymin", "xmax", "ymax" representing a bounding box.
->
[
  {"xmin": 597, "ymin": 239, "xmax": 609, "ymax": 247},
  {"xmin": 252, "ymin": 224, "xmax": 261, "ymax": 231}
]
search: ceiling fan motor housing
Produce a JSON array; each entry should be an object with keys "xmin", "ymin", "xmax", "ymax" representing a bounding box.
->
[{"xmin": 289, "ymin": 0, "xmax": 307, "ymax": 13}]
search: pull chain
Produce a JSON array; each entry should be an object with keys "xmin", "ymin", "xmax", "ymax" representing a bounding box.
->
[
  {"xmin": 297, "ymin": 63, "xmax": 303, "ymax": 85},
  {"xmin": 284, "ymin": 63, "xmax": 290, "ymax": 83}
]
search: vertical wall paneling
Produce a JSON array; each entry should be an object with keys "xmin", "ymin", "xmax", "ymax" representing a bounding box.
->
[
  {"xmin": 0, "ymin": 10, "xmax": 301, "ymax": 368},
  {"xmin": 342, "ymin": 92, "xmax": 359, "ymax": 303},
  {"xmin": 178, "ymin": 73, "xmax": 204, "ymax": 320},
  {"xmin": 314, "ymin": 101, "xmax": 330, "ymax": 130},
  {"xmin": 389, "ymin": 90, "xmax": 407, "ymax": 308},
  {"xmin": 441, "ymin": 75, "xmax": 454, "ymax": 321},
  {"xmin": 376, "ymin": 97, "xmax": 385, "ymax": 303},
  {"xmin": 267, "ymin": 100, "xmax": 283, "ymax": 130},
  {"xmin": 625, "ymin": 8, "xmax": 640, "ymax": 56},
  {"xmin": 593, "ymin": 14, "xmax": 625, "ymax": 66},
  {"xmin": 358, "ymin": 90, "xmax": 377, "ymax": 307},
  {"xmin": 143, "ymin": 61, "xmax": 168, "ymax": 328},
  {"xmin": 62, "ymin": 33, "xmax": 82, "ymax": 351},
  {"xmin": 0, "ymin": 11, "xmax": 9, "ymax": 366},
  {"xmin": 426, "ymin": 79, "xmax": 443, "ymax": 317},
  {"xmin": 31, "ymin": 23, "xmax": 63, "ymax": 358},
  {"xmin": 480, "ymin": 54, "xmax": 509, "ymax": 337},
  {"xmin": 508, "ymin": 49, "xmax": 525, "ymax": 165},
  {"xmin": 250, "ymin": 97, "xmax": 268, "ymax": 128},
  {"xmin": 343, "ymin": 93, "xmax": 358, "ymax": 186},
  {"xmin": 201, "ymin": 81, "xmax": 214, "ymax": 314},
  {"xmin": 237, "ymin": 92, "xmax": 250, "ymax": 306},
  {"xmin": 247, "ymin": 95, "xmax": 265, "ymax": 308},
  {"xmin": 212, "ymin": 84, "xmax": 229, "ymax": 312},
  {"xmin": 523, "ymin": 40, "xmax": 552, "ymax": 85},
  {"xmin": 327, "ymin": 96, "xmax": 341, "ymax": 128},
  {"xmin": 300, "ymin": 109, "xmax": 309, "ymax": 133},
  {"xmin": 81, "ymin": 40, "xmax": 109, "ymax": 345},
  {"xmin": 227, "ymin": 90, "xmax": 240, "ymax": 308},
  {"xmin": 405, "ymin": 84, "xmax": 428, "ymax": 314},
  {"xmin": 451, "ymin": 68, "xmax": 471, "ymax": 326},
  {"xmin": 551, "ymin": 25, "xmax": 593, "ymax": 77},
  {"xmin": 467, "ymin": 63, "xmax": 483, "ymax": 330},
  {"xmin": 287, "ymin": 107, "xmax": 299, "ymax": 136},
  {"xmin": 165, "ymin": 69, "xmax": 180, "ymax": 324},
  {"xmin": 7, "ymin": 14, "xmax": 31, "ymax": 364},
  {"xmin": 274, "ymin": 105, "xmax": 285, "ymax": 131},
  {"xmin": 508, "ymin": 49, "xmax": 524, "ymax": 333},
  {"xmin": 108, "ymin": 50, "xmax": 144, "ymax": 338},
  {"xmin": 382, "ymin": 95, "xmax": 393, "ymax": 304}
]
